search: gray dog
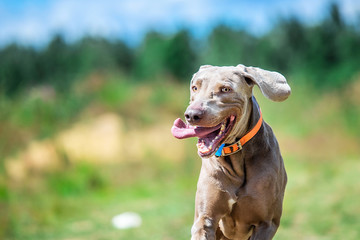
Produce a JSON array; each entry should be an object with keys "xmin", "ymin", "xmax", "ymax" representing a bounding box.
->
[{"xmin": 171, "ymin": 64, "xmax": 291, "ymax": 240}]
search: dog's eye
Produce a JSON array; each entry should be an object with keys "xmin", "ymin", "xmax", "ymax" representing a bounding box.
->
[
  {"xmin": 221, "ymin": 87, "xmax": 232, "ymax": 93},
  {"xmin": 192, "ymin": 86, "xmax": 198, "ymax": 92}
]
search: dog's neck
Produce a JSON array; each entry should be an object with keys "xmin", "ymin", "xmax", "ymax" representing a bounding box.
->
[
  {"xmin": 246, "ymin": 97, "xmax": 262, "ymax": 138},
  {"xmin": 207, "ymin": 97, "xmax": 263, "ymax": 187},
  {"xmin": 231, "ymin": 96, "xmax": 259, "ymax": 143}
]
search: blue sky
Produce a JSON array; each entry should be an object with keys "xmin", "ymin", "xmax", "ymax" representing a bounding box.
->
[{"xmin": 0, "ymin": 0, "xmax": 359, "ymax": 47}]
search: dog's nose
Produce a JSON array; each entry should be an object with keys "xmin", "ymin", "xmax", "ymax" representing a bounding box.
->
[{"xmin": 184, "ymin": 108, "xmax": 204, "ymax": 124}]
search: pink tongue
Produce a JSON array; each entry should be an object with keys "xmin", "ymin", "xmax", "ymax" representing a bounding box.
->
[{"xmin": 171, "ymin": 118, "xmax": 220, "ymax": 139}]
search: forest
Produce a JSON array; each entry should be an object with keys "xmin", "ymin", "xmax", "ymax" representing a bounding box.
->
[{"xmin": 1, "ymin": 4, "xmax": 359, "ymax": 96}]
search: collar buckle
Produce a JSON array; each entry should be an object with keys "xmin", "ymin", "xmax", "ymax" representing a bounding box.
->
[{"xmin": 221, "ymin": 140, "xmax": 242, "ymax": 156}]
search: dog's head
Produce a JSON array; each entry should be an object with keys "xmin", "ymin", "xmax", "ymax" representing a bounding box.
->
[{"xmin": 171, "ymin": 64, "xmax": 291, "ymax": 157}]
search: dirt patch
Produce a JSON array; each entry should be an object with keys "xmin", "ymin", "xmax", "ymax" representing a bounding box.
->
[
  {"xmin": 56, "ymin": 113, "xmax": 124, "ymax": 164},
  {"xmin": 5, "ymin": 112, "xmax": 186, "ymax": 181}
]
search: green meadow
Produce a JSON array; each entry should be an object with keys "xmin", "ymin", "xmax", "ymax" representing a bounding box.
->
[{"xmin": 1, "ymin": 72, "xmax": 360, "ymax": 240}]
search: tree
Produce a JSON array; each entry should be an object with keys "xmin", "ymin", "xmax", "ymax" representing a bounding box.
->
[
  {"xmin": 133, "ymin": 32, "xmax": 168, "ymax": 80},
  {"xmin": 0, "ymin": 44, "xmax": 37, "ymax": 95},
  {"xmin": 164, "ymin": 30, "xmax": 197, "ymax": 80}
]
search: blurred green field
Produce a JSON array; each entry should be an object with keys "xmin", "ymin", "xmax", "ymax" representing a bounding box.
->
[{"xmin": 1, "ymin": 72, "xmax": 360, "ymax": 240}]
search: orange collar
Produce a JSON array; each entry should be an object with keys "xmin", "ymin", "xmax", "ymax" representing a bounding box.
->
[{"xmin": 215, "ymin": 109, "xmax": 263, "ymax": 157}]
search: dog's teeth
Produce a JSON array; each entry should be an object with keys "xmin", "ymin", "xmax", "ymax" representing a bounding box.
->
[
  {"xmin": 208, "ymin": 145, "xmax": 212, "ymax": 150},
  {"xmin": 220, "ymin": 124, "xmax": 225, "ymax": 131}
]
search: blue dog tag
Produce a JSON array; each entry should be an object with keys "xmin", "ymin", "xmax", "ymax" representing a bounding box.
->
[{"xmin": 215, "ymin": 143, "xmax": 225, "ymax": 157}]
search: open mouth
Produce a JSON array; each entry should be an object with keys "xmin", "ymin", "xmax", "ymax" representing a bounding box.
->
[
  {"xmin": 196, "ymin": 115, "xmax": 236, "ymax": 157},
  {"xmin": 171, "ymin": 115, "xmax": 237, "ymax": 157}
]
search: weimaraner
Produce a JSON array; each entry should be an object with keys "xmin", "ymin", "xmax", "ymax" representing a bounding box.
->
[{"xmin": 171, "ymin": 64, "xmax": 291, "ymax": 240}]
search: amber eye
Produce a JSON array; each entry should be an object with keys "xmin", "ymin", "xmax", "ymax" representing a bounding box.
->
[
  {"xmin": 221, "ymin": 87, "xmax": 232, "ymax": 93},
  {"xmin": 192, "ymin": 86, "xmax": 198, "ymax": 92}
]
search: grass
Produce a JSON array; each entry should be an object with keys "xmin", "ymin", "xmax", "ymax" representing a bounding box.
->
[
  {"xmin": 4, "ymin": 156, "xmax": 360, "ymax": 240},
  {"xmin": 278, "ymin": 156, "xmax": 360, "ymax": 239},
  {"xmin": 4, "ymin": 160, "xmax": 199, "ymax": 240},
  {"xmin": 1, "ymin": 72, "xmax": 360, "ymax": 239}
]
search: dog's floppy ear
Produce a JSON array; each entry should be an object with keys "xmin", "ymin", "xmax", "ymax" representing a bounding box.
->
[{"xmin": 237, "ymin": 64, "xmax": 291, "ymax": 102}]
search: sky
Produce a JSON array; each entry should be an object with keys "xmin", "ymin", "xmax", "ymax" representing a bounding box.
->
[{"xmin": 0, "ymin": 0, "xmax": 359, "ymax": 48}]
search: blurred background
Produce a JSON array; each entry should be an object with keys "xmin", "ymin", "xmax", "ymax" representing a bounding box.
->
[{"xmin": 1, "ymin": 0, "xmax": 360, "ymax": 239}]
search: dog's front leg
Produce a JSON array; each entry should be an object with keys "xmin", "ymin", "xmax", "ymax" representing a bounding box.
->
[
  {"xmin": 191, "ymin": 167, "xmax": 234, "ymax": 240},
  {"xmin": 191, "ymin": 214, "xmax": 217, "ymax": 240}
]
